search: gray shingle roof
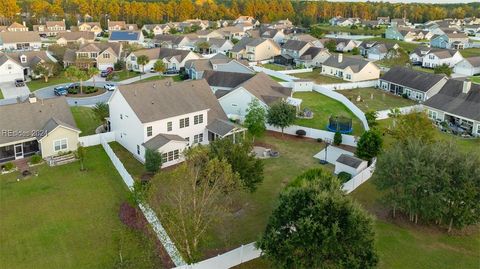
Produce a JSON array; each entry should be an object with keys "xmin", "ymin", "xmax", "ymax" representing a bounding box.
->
[
  {"xmin": 0, "ymin": 97, "xmax": 79, "ymax": 145},
  {"xmin": 323, "ymin": 55, "xmax": 371, "ymax": 73},
  {"xmin": 424, "ymin": 79, "xmax": 480, "ymax": 121},
  {"xmin": 143, "ymin": 133, "xmax": 186, "ymax": 150},
  {"xmin": 282, "ymin": 39, "xmax": 309, "ymax": 51},
  {"xmin": 206, "ymin": 118, "xmax": 236, "ymax": 136},
  {"xmin": 133, "ymin": 47, "xmax": 192, "ymax": 62},
  {"xmin": 336, "ymin": 154, "xmax": 364, "ymax": 168},
  {"xmin": 202, "ymin": 70, "xmax": 255, "ymax": 88},
  {"xmin": 381, "ymin": 67, "xmax": 447, "ymax": 93},
  {"xmin": 465, "ymin": 56, "xmax": 480, "ymax": 68},
  {"xmin": 117, "ymin": 79, "xmax": 227, "ymax": 124}
]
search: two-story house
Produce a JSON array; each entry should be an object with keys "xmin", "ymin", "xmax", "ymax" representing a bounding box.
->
[
  {"xmin": 359, "ymin": 41, "xmax": 399, "ymax": 60},
  {"xmin": 274, "ymin": 39, "xmax": 312, "ymax": 65},
  {"xmin": 193, "ymin": 38, "xmax": 234, "ymax": 55},
  {"xmin": 0, "ymin": 22, "xmax": 29, "ymax": 32},
  {"xmin": 230, "ymin": 37, "xmax": 281, "ymax": 62},
  {"xmin": 107, "ymin": 20, "xmax": 137, "ymax": 31},
  {"xmin": 125, "ymin": 47, "xmax": 200, "ymax": 72},
  {"xmin": 0, "ymin": 50, "xmax": 57, "ymax": 82},
  {"xmin": 321, "ymin": 54, "xmax": 380, "ymax": 82},
  {"xmin": 430, "ymin": 33, "xmax": 470, "ymax": 49},
  {"xmin": 141, "ymin": 24, "xmax": 171, "ymax": 36},
  {"xmin": 34, "ymin": 20, "xmax": 66, "ymax": 36},
  {"xmin": 56, "ymin": 31, "xmax": 96, "ymax": 46},
  {"xmin": 63, "ymin": 42, "xmax": 122, "ymax": 70},
  {"xmin": 154, "ymin": 35, "xmax": 192, "ymax": 49},
  {"xmin": 108, "ymin": 79, "xmax": 243, "ymax": 168},
  {"xmin": 421, "ymin": 49, "xmax": 464, "ymax": 69},
  {"xmin": 77, "ymin": 22, "xmax": 103, "ymax": 36},
  {"xmin": 378, "ymin": 67, "xmax": 448, "ymax": 101}
]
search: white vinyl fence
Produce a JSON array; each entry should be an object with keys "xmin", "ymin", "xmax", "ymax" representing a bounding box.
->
[
  {"xmin": 252, "ymin": 66, "xmax": 297, "ymax": 81},
  {"xmin": 342, "ymin": 158, "xmax": 376, "ymax": 194},
  {"xmin": 78, "ymin": 132, "xmax": 115, "ymax": 147},
  {"xmin": 324, "ymin": 79, "xmax": 378, "ymax": 90},
  {"xmin": 100, "ymin": 138, "xmax": 186, "ymax": 267},
  {"xmin": 174, "ymin": 243, "xmax": 261, "ymax": 269},
  {"xmin": 278, "ymin": 68, "xmax": 313, "ymax": 74},
  {"xmin": 312, "ymin": 85, "xmax": 370, "ymax": 131},
  {"xmin": 267, "ymin": 124, "xmax": 358, "ymax": 147},
  {"xmin": 376, "ymin": 105, "xmax": 423, "ymax": 120}
]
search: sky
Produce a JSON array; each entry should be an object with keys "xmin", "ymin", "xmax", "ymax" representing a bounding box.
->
[{"xmin": 326, "ymin": 0, "xmax": 476, "ymax": 3}]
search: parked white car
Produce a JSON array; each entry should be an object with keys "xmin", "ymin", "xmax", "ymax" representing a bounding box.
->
[{"xmin": 104, "ymin": 83, "xmax": 117, "ymax": 91}]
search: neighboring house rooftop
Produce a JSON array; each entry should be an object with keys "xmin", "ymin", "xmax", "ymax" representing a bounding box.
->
[
  {"xmin": 464, "ymin": 56, "xmax": 480, "ymax": 67},
  {"xmin": 57, "ymin": 31, "xmax": 95, "ymax": 41},
  {"xmin": 381, "ymin": 67, "xmax": 447, "ymax": 93},
  {"xmin": 282, "ymin": 39, "xmax": 309, "ymax": 51},
  {"xmin": 203, "ymin": 70, "xmax": 255, "ymax": 88},
  {"xmin": 0, "ymin": 31, "xmax": 41, "ymax": 43},
  {"xmin": 1, "ymin": 51, "xmax": 56, "ymax": 68},
  {"xmin": 323, "ymin": 54, "xmax": 371, "ymax": 72},
  {"xmin": 116, "ymin": 79, "xmax": 227, "ymax": 124},
  {"xmin": 143, "ymin": 133, "xmax": 186, "ymax": 150},
  {"xmin": 336, "ymin": 154, "xmax": 364, "ymax": 169},
  {"xmin": 0, "ymin": 97, "xmax": 79, "ymax": 145},
  {"xmin": 424, "ymin": 79, "xmax": 480, "ymax": 121},
  {"xmin": 109, "ymin": 31, "xmax": 141, "ymax": 41},
  {"xmin": 131, "ymin": 47, "xmax": 193, "ymax": 62},
  {"xmin": 299, "ymin": 47, "xmax": 328, "ymax": 60},
  {"xmin": 46, "ymin": 21, "xmax": 66, "ymax": 28}
]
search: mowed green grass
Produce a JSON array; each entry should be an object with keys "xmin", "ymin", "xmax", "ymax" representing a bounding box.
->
[
  {"xmin": 361, "ymin": 37, "xmax": 420, "ymax": 53},
  {"xmin": 111, "ymin": 70, "xmax": 141, "ymax": 81},
  {"xmin": 0, "ymin": 88, "xmax": 3, "ymax": 99},
  {"xmin": 350, "ymin": 180, "xmax": 480, "ymax": 269},
  {"xmin": 338, "ymin": 87, "xmax": 417, "ymax": 112},
  {"xmin": 470, "ymin": 76, "xmax": 480, "ymax": 84},
  {"xmin": 293, "ymin": 91, "xmax": 365, "ymax": 136},
  {"xmin": 70, "ymin": 106, "xmax": 102, "ymax": 136},
  {"xmin": 460, "ymin": 48, "xmax": 480, "ymax": 58},
  {"xmin": 27, "ymin": 72, "xmax": 72, "ymax": 92},
  {"xmin": 293, "ymin": 71, "xmax": 346, "ymax": 84},
  {"xmin": 0, "ymin": 146, "xmax": 161, "ymax": 269},
  {"xmin": 261, "ymin": 63, "xmax": 287, "ymax": 71}
]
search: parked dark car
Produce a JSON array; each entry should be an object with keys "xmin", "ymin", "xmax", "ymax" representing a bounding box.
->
[
  {"xmin": 15, "ymin": 79, "xmax": 25, "ymax": 87},
  {"xmin": 164, "ymin": 69, "xmax": 179, "ymax": 75},
  {"xmin": 54, "ymin": 85, "xmax": 68, "ymax": 96},
  {"xmin": 101, "ymin": 67, "xmax": 114, "ymax": 77}
]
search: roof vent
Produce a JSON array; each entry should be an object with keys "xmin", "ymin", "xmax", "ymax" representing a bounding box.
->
[
  {"xmin": 338, "ymin": 53, "xmax": 343, "ymax": 63},
  {"xmin": 28, "ymin": 93, "xmax": 37, "ymax": 103}
]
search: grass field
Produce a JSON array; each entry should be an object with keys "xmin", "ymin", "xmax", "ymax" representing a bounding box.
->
[
  {"xmin": 109, "ymin": 142, "xmax": 146, "ymax": 181},
  {"xmin": 261, "ymin": 63, "xmax": 287, "ymax": 71},
  {"xmin": 412, "ymin": 66, "xmax": 435, "ymax": 74},
  {"xmin": 470, "ymin": 76, "xmax": 480, "ymax": 84},
  {"xmin": 136, "ymin": 75, "xmax": 183, "ymax": 83},
  {"xmin": 293, "ymin": 71, "xmax": 346, "ymax": 84},
  {"xmin": 27, "ymin": 72, "xmax": 71, "ymax": 92},
  {"xmin": 268, "ymin": 75, "xmax": 287, "ymax": 82},
  {"xmin": 111, "ymin": 70, "xmax": 142, "ymax": 81},
  {"xmin": 361, "ymin": 37, "xmax": 420, "ymax": 53},
  {"xmin": 70, "ymin": 106, "xmax": 102, "ymax": 136},
  {"xmin": 293, "ymin": 91, "xmax": 365, "ymax": 136},
  {"xmin": 147, "ymin": 134, "xmax": 332, "ymax": 260},
  {"xmin": 0, "ymin": 88, "xmax": 3, "ymax": 99},
  {"xmin": 338, "ymin": 87, "xmax": 417, "ymax": 112},
  {"xmin": 312, "ymin": 24, "xmax": 385, "ymax": 36},
  {"xmin": 460, "ymin": 48, "xmax": 480, "ymax": 58},
  {"xmin": 0, "ymin": 146, "xmax": 161, "ymax": 269}
]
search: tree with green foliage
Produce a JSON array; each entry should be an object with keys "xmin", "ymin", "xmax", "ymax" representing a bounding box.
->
[
  {"xmin": 149, "ymin": 146, "xmax": 239, "ymax": 261},
  {"xmin": 434, "ymin": 64, "xmax": 452, "ymax": 77},
  {"xmin": 65, "ymin": 66, "xmax": 88, "ymax": 94},
  {"xmin": 334, "ymin": 131, "xmax": 342, "ymax": 145},
  {"xmin": 33, "ymin": 62, "xmax": 58, "ymax": 82},
  {"xmin": 244, "ymin": 99, "xmax": 266, "ymax": 141},
  {"xmin": 365, "ymin": 110, "xmax": 378, "ymax": 128},
  {"xmin": 387, "ymin": 107, "xmax": 401, "ymax": 128},
  {"xmin": 267, "ymin": 100, "xmax": 296, "ymax": 135},
  {"xmin": 258, "ymin": 168, "xmax": 378, "ymax": 269},
  {"xmin": 374, "ymin": 138, "xmax": 480, "ymax": 232},
  {"xmin": 77, "ymin": 144, "xmax": 86, "ymax": 171},
  {"xmin": 391, "ymin": 112, "xmax": 436, "ymax": 144},
  {"xmin": 92, "ymin": 102, "xmax": 109, "ymax": 129},
  {"xmin": 355, "ymin": 130, "xmax": 383, "ymax": 162},
  {"xmin": 153, "ymin": 60, "xmax": 166, "ymax": 78},
  {"xmin": 136, "ymin": 55, "xmax": 150, "ymax": 77},
  {"xmin": 197, "ymin": 41, "xmax": 211, "ymax": 54},
  {"xmin": 86, "ymin": 67, "xmax": 100, "ymax": 88},
  {"xmin": 209, "ymin": 138, "xmax": 264, "ymax": 192},
  {"xmin": 351, "ymin": 47, "xmax": 360, "ymax": 55},
  {"xmin": 145, "ymin": 148, "xmax": 162, "ymax": 174},
  {"xmin": 325, "ymin": 39, "xmax": 337, "ymax": 52}
]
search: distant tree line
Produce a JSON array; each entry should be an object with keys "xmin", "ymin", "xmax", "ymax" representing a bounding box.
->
[{"xmin": 2, "ymin": 0, "xmax": 479, "ymax": 28}]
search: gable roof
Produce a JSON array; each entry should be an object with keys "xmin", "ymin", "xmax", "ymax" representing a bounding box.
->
[
  {"xmin": 232, "ymin": 72, "xmax": 292, "ymax": 105},
  {"xmin": 57, "ymin": 31, "xmax": 95, "ymax": 41},
  {"xmin": 203, "ymin": 70, "xmax": 255, "ymax": 88},
  {"xmin": 381, "ymin": 67, "xmax": 447, "ymax": 93},
  {"xmin": 2, "ymin": 51, "xmax": 56, "ymax": 69},
  {"xmin": 143, "ymin": 133, "xmax": 186, "ymax": 150},
  {"xmin": 299, "ymin": 47, "xmax": 328, "ymax": 60},
  {"xmin": 323, "ymin": 54, "xmax": 372, "ymax": 73},
  {"xmin": 154, "ymin": 34, "xmax": 188, "ymax": 46},
  {"xmin": 8, "ymin": 22, "xmax": 28, "ymax": 29},
  {"xmin": 132, "ymin": 47, "xmax": 192, "ymax": 62},
  {"xmin": 46, "ymin": 21, "xmax": 66, "ymax": 28},
  {"xmin": 463, "ymin": 56, "xmax": 480, "ymax": 67},
  {"xmin": 0, "ymin": 97, "xmax": 78, "ymax": 145},
  {"xmin": 76, "ymin": 42, "xmax": 122, "ymax": 56},
  {"xmin": 117, "ymin": 79, "xmax": 227, "ymax": 124},
  {"xmin": 108, "ymin": 21, "xmax": 126, "ymax": 28},
  {"xmin": 0, "ymin": 31, "xmax": 41, "ymax": 43},
  {"xmin": 424, "ymin": 79, "xmax": 480, "ymax": 121},
  {"xmin": 282, "ymin": 39, "xmax": 310, "ymax": 51}
]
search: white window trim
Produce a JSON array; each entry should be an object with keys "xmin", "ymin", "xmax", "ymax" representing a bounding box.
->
[{"xmin": 53, "ymin": 138, "xmax": 68, "ymax": 152}]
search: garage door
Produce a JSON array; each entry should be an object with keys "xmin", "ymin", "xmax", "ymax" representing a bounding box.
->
[
  {"xmin": 98, "ymin": 63, "xmax": 114, "ymax": 71},
  {"xmin": 0, "ymin": 72, "xmax": 23, "ymax": 84},
  {"xmin": 454, "ymin": 66, "xmax": 473, "ymax": 76}
]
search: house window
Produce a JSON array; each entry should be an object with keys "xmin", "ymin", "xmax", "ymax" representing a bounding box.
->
[
  {"xmin": 54, "ymin": 138, "xmax": 68, "ymax": 152},
  {"xmin": 162, "ymin": 149, "xmax": 181, "ymax": 163},
  {"xmin": 137, "ymin": 145, "xmax": 140, "ymax": 155},
  {"xmin": 120, "ymin": 114, "xmax": 123, "ymax": 119},
  {"xmin": 7, "ymin": 64, "xmax": 12, "ymax": 70},
  {"xmin": 167, "ymin": 121, "xmax": 172, "ymax": 131},
  {"xmin": 185, "ymin": 137, "xmax": 190, "ymax": 146},
  {"xmin": 179, "ymin": 117, "xmax": 189, "ymax": 128},
  {"xmin": 146, "ymin": 126, "xmax": 152, "ymax": 137},
  {"xmin": 428, "ymin": 110, "xmax": 437, "ymax": 120},
  {"xmin": 131, "ymin": 56, "xmax": 136, "ymax": 61},
  {"xmin": 103, "ymin": 53, "xmax": 110, "ymax": 59},
  {"xmin": 194, "ymin": 114, "xmax": 203, "ymax": 125},
  {"xmin": 194, "ymin": 133, "xmax": 203, "ymax": 144},
  {"xmin": 346, "ymin": 74, "xmax": 352, "ymax": 80}
]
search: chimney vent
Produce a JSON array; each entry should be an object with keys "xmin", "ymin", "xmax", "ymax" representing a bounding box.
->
[
  {"xmin": 462, "ymin": 80, "xmax": 472, "ymax": 94},
  {"xmin": 28, "ymin": 93, "xmax": 37, "ymax": 103},
  {"xmin": 338, "ymin": 53, "xmax": 343, "ymax": 63}
]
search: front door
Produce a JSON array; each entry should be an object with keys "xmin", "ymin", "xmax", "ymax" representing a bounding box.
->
[{"xmin": 14, "ymin": 143, "xmax": 23, "ymax": 160}]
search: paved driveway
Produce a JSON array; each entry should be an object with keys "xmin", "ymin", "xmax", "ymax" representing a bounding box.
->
[
  {"xmin": 34, "ymin": 81, "xmax": 114, "ymax": 106},
  {"xmin": 0, "ymin": 82, "xmax": 30, "ymax": 99}
]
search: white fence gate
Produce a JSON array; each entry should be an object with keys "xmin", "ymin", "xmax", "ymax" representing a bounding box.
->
[
  {"xmin": 78, "ymin": 132, "xmax": 115, "ymax": 147},
  {"xmin": 342, "ymin": 159, "xmax": 376, "ymax": 194}
]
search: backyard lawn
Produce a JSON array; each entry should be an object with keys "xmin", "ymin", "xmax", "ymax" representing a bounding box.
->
[
  {"xmin": 136, "ymin": 75, "xmax": 183, "ymax": 83},
  {"xmin": 27, "ymin": 72, "xmax": 71, "ymax": 92},
  {"xmin": 460, "ymin": 48, "xmax": 480, "ymax": 58},
  {"xmin": 109, "ymin": 142, "xmax": 146, "ymax": 181},
  {"xmin": 70, "ymin": 106, "xmax": 102, "ymax": 136},
  {"xmin": 338, "ymin": 87, "xmax": 417, "ymax": 112},
  {"xmin": 470, "ymin": 76, "xmax": 480, "ymax": 84},
  {"xmin": 268, "ymin": 75, "xmax": 287, "ymax": 82},
  {"xmin": 361, "ymin": 37, "xmax": 420, "ymax": 53},
  {"xmin": 146, "ymin": 134, "xmax": 331, "ymax": 260},
  {"xmin": 111, "ymin": 70, "xmax": 142, "ymax": 81},
  {"xmin": 412, "ymin": 65, "xmax": 435, "ymax": 74},
  {"xmin": 0, "ymin": 89, "xmax": 3, "ymax": 99},
  {"xmin": 0, "ymin": 146, "xmax": 162, "ymax": 269},
  {"xmin": 261, "ymin": 63, "xmax": 287, "ymax": 71},
  {"xmin": 293, "ymin": 91, "xmax": 365, "ymax": 136},
  {"xmin": 293, "ymin": 71, "xmax": 345, "ymax": 84}
]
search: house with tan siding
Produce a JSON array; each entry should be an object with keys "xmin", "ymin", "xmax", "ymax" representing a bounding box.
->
[
  {"xmin": 230, "ymin": 37, "xmax": 280, "ymax": 62},
  {"xmin": 321, "ymin": 54, "xmax": 380, "ymax": 82}
]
